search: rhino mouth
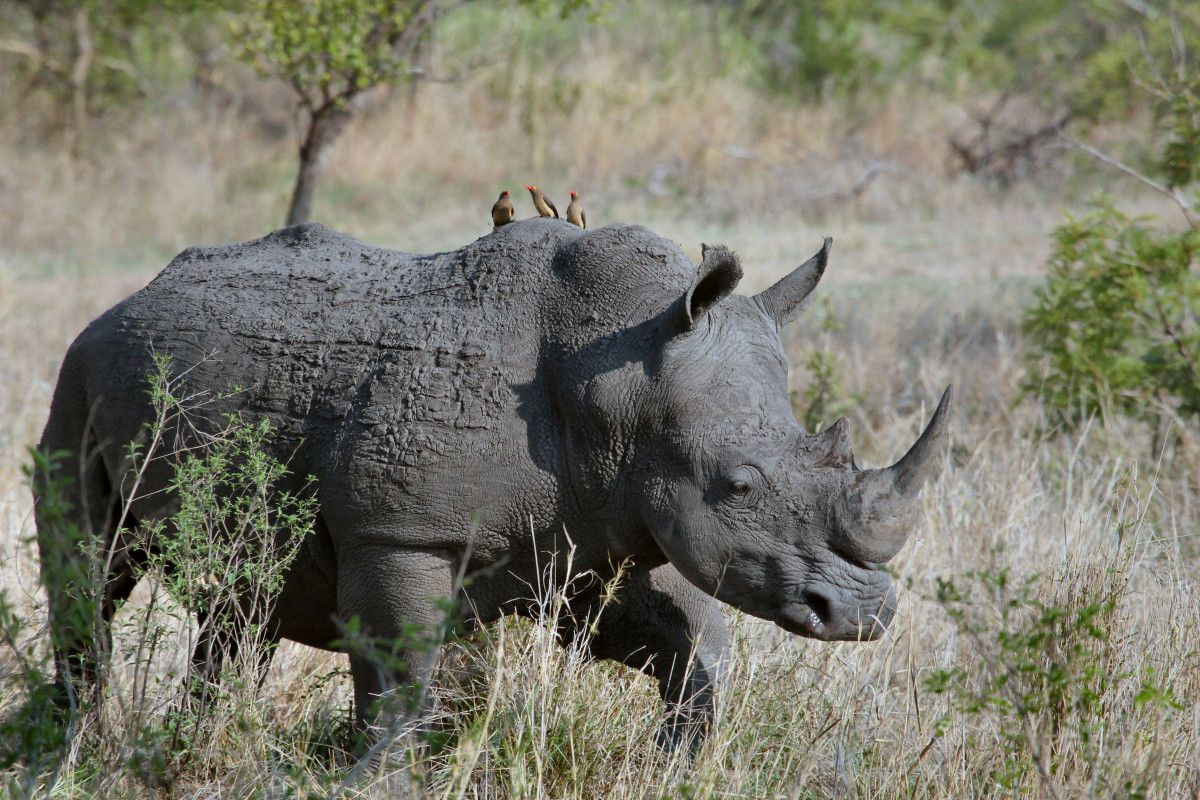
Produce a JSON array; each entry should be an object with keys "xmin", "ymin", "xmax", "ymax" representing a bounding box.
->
[
  {"xmin": 776, "ymin": 589, "xmax": 891, "ymax": 641},
  {"xmin": 776, "ymin": 593, "xmax": 832, "ymax": 639}
]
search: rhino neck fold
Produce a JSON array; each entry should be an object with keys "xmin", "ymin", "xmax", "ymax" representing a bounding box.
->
[
  {"xmin": 534, "ymin": 223, "xmax": 712, "ymax": 564},
  {"xmin": 555, "ymin": 383, "xmax": 665, "ymax": 564}
]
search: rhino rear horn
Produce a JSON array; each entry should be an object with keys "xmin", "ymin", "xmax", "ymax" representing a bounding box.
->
[
  {"xmin": 680, "ymin": 244, "xmax": 743, "ymax": 331},
  {"xmin": 756, "ymin": 237, "xmax": 831, "ymax": 327},
  {"xmin": 814, "ymin": 416, "xmax": 853, "ymax": 465}
]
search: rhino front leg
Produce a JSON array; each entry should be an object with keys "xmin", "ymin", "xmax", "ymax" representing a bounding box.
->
[
  {"xmin": 335, "ymin": 545, "xmax": 458, "ymax": 751},
  {"xmin": 578, "ymin": 564, "xmax": 730, "ymax": 756}
]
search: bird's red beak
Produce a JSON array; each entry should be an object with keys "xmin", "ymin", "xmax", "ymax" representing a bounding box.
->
[{"xmin": 526, "ymin": 185, "xmax": 535, "ymax": 191}]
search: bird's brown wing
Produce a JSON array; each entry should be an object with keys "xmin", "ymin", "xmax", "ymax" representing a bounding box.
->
[
  {"xmin": 581, "ymin": 208, "xmax": 586, "ymax": 229},
  {"xmin": 547, "ymin": 197, "xmax": 559, "ymax": 218}
]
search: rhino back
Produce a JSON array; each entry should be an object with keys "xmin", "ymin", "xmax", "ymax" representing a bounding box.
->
[{"xmin": 73, "ymin": 222, "xmax": 568, "ymax": 503}]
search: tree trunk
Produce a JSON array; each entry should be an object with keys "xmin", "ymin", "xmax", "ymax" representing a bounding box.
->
[
  {"xmin": 286, "ymin": 144, "xmax": 322, "ymax": 228},
  {"xmin": 286, "ymin": 100, "xmax": 355, "ymax": 226},
  {"xmin": 67, "ymin": 7, "xmax": 93, "ymax": 159},
  {"xmin": 707, "ymin": 0, "xmax": 723, "ymax": 72}
]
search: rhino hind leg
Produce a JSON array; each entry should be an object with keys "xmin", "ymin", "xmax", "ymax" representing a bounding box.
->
[
  {"xmin": 334, "ymin": 544, "xmax": 459, "ymax": 761},
  {"xmin": 564, "ymin": 565, "xmax": 730, "ymax": 757},
  {"xmin": 34, "ymin": 405, "xmax": 145, "ymax": 709}
]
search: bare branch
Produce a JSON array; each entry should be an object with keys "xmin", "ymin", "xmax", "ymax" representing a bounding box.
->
[
  {"xmin": 96, "ymin": 56, "xmax": 148, "ymax": 97},
  {"xmin": 1058, "ymin": 134, "xmax": 1197, "ymax": 228},
  {"xmin": 949, "ymin": 110, "xmax": 1071, "ymax": 184},
  {"xmin": 1119, "ymin": 0, "xmax": 1160, "ymax": 20},
  {"xmin": 406, "ymin": 57, "xmax": 496, "ymax": 84},
  {"xmin": 0, "ymin": 38, "xmax": 44, "ymax": 62}
]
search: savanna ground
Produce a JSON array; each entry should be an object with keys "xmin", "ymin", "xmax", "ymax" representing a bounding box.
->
[{"xmin": 2, "ymin": 2, "xmax": 1199, "ymax": 797}]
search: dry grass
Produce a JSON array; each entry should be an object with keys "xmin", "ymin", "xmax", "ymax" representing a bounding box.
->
[{"xmin": 2, "ymin": 2, "xmax": 1199, "ymax": 796}]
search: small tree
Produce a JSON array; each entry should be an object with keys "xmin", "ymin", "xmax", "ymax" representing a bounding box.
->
[
  {"xmin": 1023, "ymin": 199, "xmax": 1200, "ymax": 427},
  {"xmin": 232, "ymin": 0, "xmax": 591, "ymax": 227},
  {"xmin": 232, "ymin": 0, "xmax": 444, "ymax": 226}
]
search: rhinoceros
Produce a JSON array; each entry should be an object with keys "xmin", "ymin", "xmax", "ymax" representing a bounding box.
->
[{"xmin": 35, "ymin": 218, "xmax": 950, "ymax": 750}]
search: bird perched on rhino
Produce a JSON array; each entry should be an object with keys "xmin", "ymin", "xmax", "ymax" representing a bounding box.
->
[
  {"xmin": 565, "ymin": 191, "xmax": 586, "ymax": 229},
  {"xmin": 491, "ymin": 190, "xmax": 515, "ymax": 228},
  {"xmin": 526, "ymin": 185, "xmax": 558, "ymax": 218}
]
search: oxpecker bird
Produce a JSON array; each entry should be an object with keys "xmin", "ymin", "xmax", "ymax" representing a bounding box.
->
[
  {"xmin": 526, "ymin": 185, "xmax": 558, "ymax": 218},
  {"xmin": 566, "ymin": 190, "xmax": 586, "ymax": 229},
  {"xmin": 491, "ymin": 190, "xmax": 515, "ymax": 228}
]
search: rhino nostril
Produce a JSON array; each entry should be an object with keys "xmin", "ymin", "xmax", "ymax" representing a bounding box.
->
[{"xmin": 801, "ymin": 590, "xmax": 832, "ymax": 626}]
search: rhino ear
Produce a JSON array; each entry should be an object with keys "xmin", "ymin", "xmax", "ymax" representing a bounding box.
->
[
  {"xmin": 679, "ymin": 244, "xmax": 743, "ymax": 331},
  {"xmin": 755, "ymin": 237, "xmax": 831, "ymax": 327}
]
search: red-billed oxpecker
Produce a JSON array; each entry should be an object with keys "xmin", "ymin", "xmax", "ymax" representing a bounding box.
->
[
  {"xmin": 526, "ymin": 185, "xmax": 558, "ymax": 218},
  {"xmin": 491, "ymin": 190, "xmax": 515, "ymax": 228},
  {"xmin": 566, "ymin": 191, "xmax": 586, "ymax": 229}
]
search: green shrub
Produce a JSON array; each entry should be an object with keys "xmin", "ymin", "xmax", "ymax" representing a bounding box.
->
[
  {"xmin": 1022, "ymin": 198, "xmax": 1200, "ymax": 428},
  {"xmin": 150, "ymin": 414, "xmax": 314, "ymax": 634},
  {"xmin": 2, "ymin": 356, "xmax": 323, "ymax": 795},
  {"xmin": 927, "ymin": 561, "xmax": 1183, "ymax": 796},
  {"xmin": 741, "ymin": 0, "xmax": 881, "ymax": 100}
]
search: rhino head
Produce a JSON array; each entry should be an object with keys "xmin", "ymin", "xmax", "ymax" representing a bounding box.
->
[{"xmin": 566, "ymin": 234, "xmax": 951, "ymax": 642}]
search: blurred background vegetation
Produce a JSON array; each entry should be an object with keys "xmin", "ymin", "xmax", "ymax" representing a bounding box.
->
[
  {"xmin": 0, "ymin": 0, "xmax": 1194, "ymax": 258},
  {"xmin": 4, "ymin": 3, "xmax": 1200, "ymax": 797}
]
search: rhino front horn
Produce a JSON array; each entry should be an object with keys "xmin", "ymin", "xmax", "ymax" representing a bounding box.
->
[
  {"xmin": 756, "ymin": 237, "xmax": 831, "ymax": 327},
  {"xmin": 836, "ymin": 386, "xmax": 953, "ymax": 563},
  {"xmin": 884, "ymin": 385, "xmax": 953, "ymax": 498}
]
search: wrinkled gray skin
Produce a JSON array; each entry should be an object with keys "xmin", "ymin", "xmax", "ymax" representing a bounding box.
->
[{"xmin": 35, "ymin": 218, "xmax": 950, "ymax": 753}]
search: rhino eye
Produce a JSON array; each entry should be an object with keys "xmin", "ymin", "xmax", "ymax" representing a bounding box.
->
[{"xmin": 725, "ymin": 465, "xmax": 763, "ymax": 505}]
